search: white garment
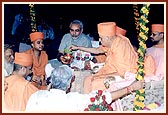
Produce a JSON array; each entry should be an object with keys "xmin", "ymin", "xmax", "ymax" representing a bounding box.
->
[
  {"xmin": 26, "ymin": 89, "xmax": 112, "ymax": 112},
  {"xmin": 70, "ymin": 50, "xmax": 93, "ymax": 69},
  {"xmin": 91, "ymin": 41, "xmax": 99, "ymax": 48},
  {"xmin": 4, "ymin": 60, "xmax": 14, "ymax": 77},
  {"xmin": 146, "ymin": 47, "xmax": 164, "ymax": 77}
]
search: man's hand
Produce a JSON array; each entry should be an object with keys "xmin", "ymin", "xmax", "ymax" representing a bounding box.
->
[
  {"xmin": 130, "ymin": 80, "xmax": 145, "ymax": 91},
  {"xmin": 60, "ymin": 55, "xmax": 73, "ymax": 65},
  {"xmin": 4, "ymin": 78, "xmax": 8, "ymax": 92},
  {"xmin": 31, "ymin": 76, "xmax": 42, "ymax": 88},
  {"xmin": 69, "ymin": 45, "xmax": 78, "ymax": 51},
  {"xmin": 91, "ymin": 74, "xmax": 107, "ymax": 81}
]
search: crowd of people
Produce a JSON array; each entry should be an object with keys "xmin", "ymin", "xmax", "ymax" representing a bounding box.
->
[{"xmin": 3, "ymin": 16, "xmax": 164, "ymax": 112}]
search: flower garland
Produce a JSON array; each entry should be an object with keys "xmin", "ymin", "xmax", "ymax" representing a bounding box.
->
[
  {"xmin": 84, "ymin": 90, "xmax": 113, "ymax": 111},
  {"xmin": 133, "ymin": 4, "xmax": 140, "ymax": 38},
  {"xmin": 29, "ymin": 4, "xmax": 37, "ymax": 32},
  {"xmin": 133, "ymin": 4, "xmax": 150, "ymax": 111}
]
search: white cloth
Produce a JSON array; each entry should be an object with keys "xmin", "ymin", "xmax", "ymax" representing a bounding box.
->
[
  {"xmin": 106, "ymin": 71, "xmax": 164, "ymax": 111},
  {"xmin": 91, "ymin": 41, "xmax": 99, "ymax": 48},
  {"xmin": 45, "ymin": 63, "xmax": 55, "ymax": 79},
  {"xmin": 26, "ymin": 89, "xmax": 112, "ymax": 112},
  {"xmin": 4, "ymin": 69, "xmax": 9, "ymax": 77},
  {"xmin": 146, "ymin": 47, "xmax": 164, "ymax": 78},
  {"xmin": 70, "ymin": 50, "xmax": 93, "ymax": 69},
  {"xmin": 4, "ymin": 60, "xmax": 14, "ymax": 77}
]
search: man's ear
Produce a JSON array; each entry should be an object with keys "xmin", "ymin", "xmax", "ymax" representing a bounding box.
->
[
  {"xmin": 160, "ymin": 33, "xmax": 164, "ymax": 38},
  {"xmin": 80, "ymin": 29, "xmax": 83, "ymax": 33},
  {"xmin": 21, "ymin": 66, "xmax": 27, "ymax": 72},
  {"xmin": 31, "ymin": 43, "xmax": 34, "ymax": 48}
]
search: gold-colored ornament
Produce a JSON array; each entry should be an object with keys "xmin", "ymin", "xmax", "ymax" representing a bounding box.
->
[{"xmin": 133, "ymin": 4, "xmax": 150, "ymax": 111}]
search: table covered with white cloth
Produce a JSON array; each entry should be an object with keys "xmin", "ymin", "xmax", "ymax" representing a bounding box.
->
[
  {"xmin": 120, "ymin": 80, "xmax": 164, "ymax": 111},
  {"xmin": 69, "ymin": 69, "xmax": 164, "ymax": 111}
]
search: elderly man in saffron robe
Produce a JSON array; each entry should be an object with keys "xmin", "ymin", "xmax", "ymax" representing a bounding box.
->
[
  {"xmin": 4, "ymin": 52, "xmax": 38, "ymax": 111},
  {"xmin": 69, "ymin": 22, "xmax": 139, "ymax": 93},
  {"xmin": 93, "ymin": 26, "xmax": 127, "ymax": 63}
]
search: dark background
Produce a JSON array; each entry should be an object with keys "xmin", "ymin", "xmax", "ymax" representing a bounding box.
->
[{"xmin": 3, "ymin": 3, "xmax": 164, "ymax": 59}]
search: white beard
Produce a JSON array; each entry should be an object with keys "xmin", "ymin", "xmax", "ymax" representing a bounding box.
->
[
  {"xmin": 4, "ymin": 59, "xmax": 14, "ymax": 76},
  {"xmin": 72, "ymin": 36, "xmax": 79, "ymax": 40}
]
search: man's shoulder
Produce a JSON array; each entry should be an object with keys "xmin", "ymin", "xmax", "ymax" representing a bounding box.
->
[
  {"xmin": 24, "ymin": 48, "xmax": 33, "ymax": 54},
  {"xmin": 63, "ymin": 33, "xmax": 71, "ymax": 38},
  {"xmin": 6, "ymin": 75, "xmax": 29, "ymax": 85},
  {"xmin": 81, "ymin": 33, "xmax": 89, "ymax": 38},
  {"xmin": 80, "ymin": 33, "xmax": 91, "ymax": 41},
  {"xmin": 146, "ymin": 46, "xmax": 155, "ymax": 51},
  {"xmin": 41, "ymin": 50, "xmax": 48, "ymax": 55}
]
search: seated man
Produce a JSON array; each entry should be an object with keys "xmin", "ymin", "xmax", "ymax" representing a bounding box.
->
[
  {"xmin": 26, "ymin": 65, "xmax": 144, "ymax": 111},
  {"xmin": 4, "ymin": 52, "xmax": 38, "ymax": 111},
  {"xmin": 93, "ymin": 26, "xmax": 127, "ymax": 63},
  {"xmin": 24, "ymin": 32, "xmax": 48, "ymax": 88},
  {"xmin": 69, "ymin": 22, "xmax": 138, "ymax": 93},
  {"xmin": 37, "ymin": 19, "xmax": 55, "ymax": 60},
  {"xmin": 57, "ymin": 20, "xmax": 92, "ymax": 64},
  {"xmin": 70, "ymin": 22, "xmax": 155, "ymax": 94},
  {"xmin": 145, "ymin": 24, "xmax": 164, "ymax": 79},
  {"xmin": 4, "ymin": 44, "xmax": 14, "ymax": 77}
]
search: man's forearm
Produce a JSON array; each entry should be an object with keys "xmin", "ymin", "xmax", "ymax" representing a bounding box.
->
[
  {"xmin": 111, "ymin": 86, "xmax": 132, "ymax": 101},
  {"xmin": 78, "ymin": 46, "xmax": 104, "ymax": 54}
]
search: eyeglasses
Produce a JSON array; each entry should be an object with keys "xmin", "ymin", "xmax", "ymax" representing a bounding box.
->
[
  {"xmin": 151, "ymin": 32, "xmax": 162, "ymax": 37},
  {"xmin": 26, "ymin": 67, "xmax": 32, "ymax": 71},
  {"xmin": 70, "ymin": 29, "xmax": 80, "ymax": 32},
  {"xmin": 151, "ymin": 33, "xmax": 158, "ymax": 36}
]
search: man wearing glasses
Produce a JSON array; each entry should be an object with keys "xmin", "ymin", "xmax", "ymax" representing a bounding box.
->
[
  {"xmin": 57, "ymin": 20, "xmax": 92, "ymax": 64},
  {"xmin": 145, "ymin": 24, "xmax": 164, "ymax": 78}
]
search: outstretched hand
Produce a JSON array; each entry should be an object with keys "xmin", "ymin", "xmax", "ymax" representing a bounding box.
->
[
  {"xmin": 69, "ymin": 45, "xmax": 78, "ymax": 51},
  {"xmin": 60, "ymin": 55, "xmax": 73, "ymax": 65}
]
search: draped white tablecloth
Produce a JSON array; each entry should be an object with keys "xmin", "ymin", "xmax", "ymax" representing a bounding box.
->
[{"xmin": 121, "ymin": 80, "xmax": 165, "ymax": 111}]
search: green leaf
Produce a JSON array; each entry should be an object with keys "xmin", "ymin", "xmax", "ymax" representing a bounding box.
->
[
  {"xmin": 64, "ymin": 48, "xmax": 72, "ymax": 54},
  {"xmin": 89, "ymin": 105, "xmax": 96, "ymax": 111}
]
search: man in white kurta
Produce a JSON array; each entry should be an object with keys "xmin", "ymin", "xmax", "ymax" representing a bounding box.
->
[
  {"xmin": 26, "ymin": 89, "xmax": 112, "ymax": 111},
  {"xmin": 26, "ymin": 65, "xmax": 144, "ymax": 112},
  {"xmin": 26, "ymin": 65, "xmax": 112, "ymax": 111}
]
